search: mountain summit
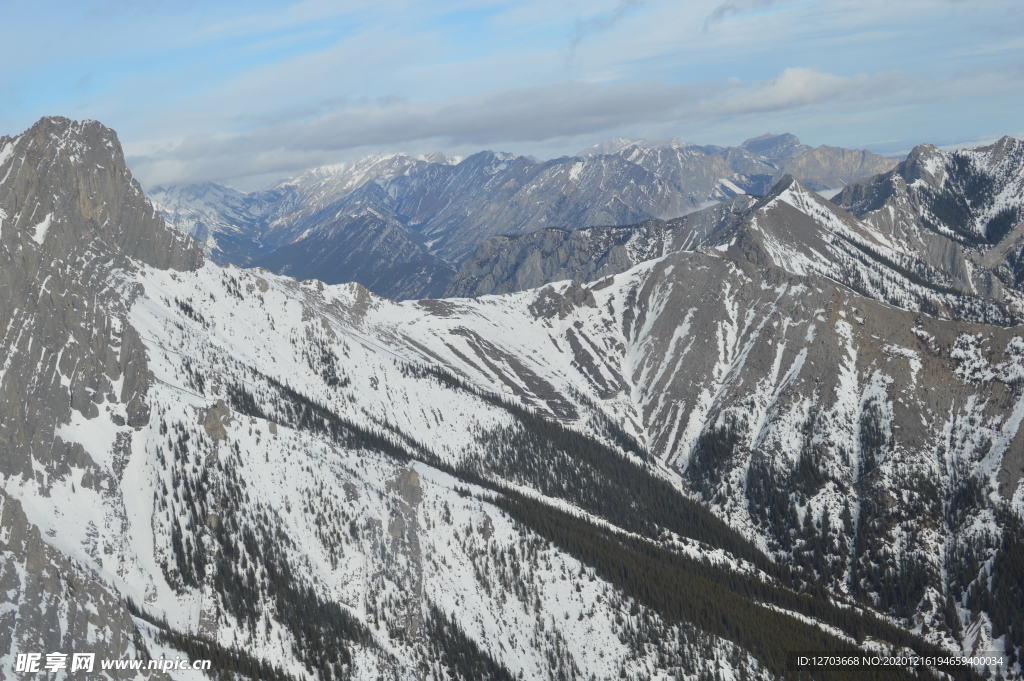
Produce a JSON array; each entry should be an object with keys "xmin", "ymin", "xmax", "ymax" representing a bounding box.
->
[
  {"xmin": 0, "ymin": 116, "xmax": 201, "ymax": 676},
  {"xmin": 740, "ymin": 132, "xmax": 813, "ymax": 159}
]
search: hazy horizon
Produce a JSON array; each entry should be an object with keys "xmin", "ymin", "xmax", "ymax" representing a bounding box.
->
[{"xmin": 3, "ymin": 0, "xmax": 1022, "ymax": 190}]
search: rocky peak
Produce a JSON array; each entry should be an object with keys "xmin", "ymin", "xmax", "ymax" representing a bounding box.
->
[
  {"xmin": 740, "ymin": 132, "xmax": 812, "ymax": 159},
  {"xmin": 458, "ymin": 150, "xmax": 521, "ymax": 175},
  {"xmin": 0, "ymin": 116, "xmax": 200, "ymax": 486},
  {"xmin": 0, "ymin": 116, "xmax": 201, "ymax": 271},
  {"xmin": 421, "ymin": 151, "xmax": 450, "ymax": 164},
  {"xmin": 0, "ymin": 118, "xmax": 203, "ymax": 675},
  {"xmin": 899, "ymin": 143, "xmax": 948, "ymax": 188},
  {"xmin": 763, "ymin": 172, "xmax": 799, "ymax": 194},
  {"xmin": 975, "ymin": 134, "xmax": 1021, "ymax": 161}
]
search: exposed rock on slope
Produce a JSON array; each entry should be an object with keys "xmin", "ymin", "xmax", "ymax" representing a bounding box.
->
[
  {"xmin": 0, "ymin": 489, "xmax": 164, "ymax": 679},
  {"xmin": 0, "ymin": 116, "xmax": 200, "ymax": 480},
  {"xmin": 415, "ymin": 151, "xmax": 694, "ymax": 262},
  {"xmin": 728, "ymin": 176, "xmax": 1023, "ymax": 324},
  {"xmin": 445, "ymin": 196, "xmax": 756, "ymax": 297},
  {"xmin": 0, "ymin": 116, "xmax": 200, "ymax": 678},
  {"xmin": 836, "ymin": 136, "xmax": 1024, "ymax": 297}
]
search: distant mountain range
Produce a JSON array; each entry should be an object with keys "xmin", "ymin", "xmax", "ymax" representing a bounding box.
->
[{"xmin": 150, "ymin": 133, "xmax": 897, "ymax": 299}]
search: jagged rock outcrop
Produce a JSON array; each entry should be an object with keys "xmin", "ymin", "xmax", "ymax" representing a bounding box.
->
[
  {"xmin": 445, "ymin": 196, "xmax": 755, "ymax": 297},
  {"xmin": 0, "ymin": 489, "xmax": 165, "ymax": 681},
  {"xmin": 0, "ymin": 116, "xmax": 200, "ymax": 674},
  {"xmin": 836, "ymin": 136, "xmax": 1024, "ymax": 295},
  {"xmin": 0, "ymin": 116, "xmax": 200, "ymax": 478},
  {"xmin": 528, "ymin": 280, "xmax": 597, "ymax": 320}
]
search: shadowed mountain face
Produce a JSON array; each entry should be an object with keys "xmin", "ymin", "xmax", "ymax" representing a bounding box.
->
[
  {"xmin": 5, "ymin": 117, "xmax": 1024, "ymax": 680},
  {"xmin": 835, "ymin": 137, "xmax": 1024, "ymax": 297},
  {"xmin": 152, "ymin": 133, "xmax": 896, "ymax": 300},
  {"xmin": 251, "ymin": 181, "xmax": 456, "ymax": 299},
  {"xmin": 148, "ymin": 181, "xmax": 300, "ymax": 263},
  {"xmin": 445, "ymin": 196, "xmax": 758, "ymax": 297},
  {"xmin": 740, "ymin": 132, "xmax": 813, "ymax": 159}
]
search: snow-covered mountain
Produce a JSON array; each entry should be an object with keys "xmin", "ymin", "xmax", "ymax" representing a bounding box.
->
[
  {"xmin": 836, "ymin": 137, "xmax": 1024, "ymax": 295},
  {"xmin": 149, "ymin": 182, "xmax": 301, "ymax": 264},
  {"xmin": 152, "ymin": 134, "xmax": 896, "ymax": 301},
  {"xmin": 3, "ymin": 117, "xmax": 1023, "ymax": 680}
]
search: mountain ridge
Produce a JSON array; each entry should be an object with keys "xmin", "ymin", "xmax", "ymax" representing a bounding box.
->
[{"xmin": 151, "ymin": 132, "xmax": 897, "ymax": 300}]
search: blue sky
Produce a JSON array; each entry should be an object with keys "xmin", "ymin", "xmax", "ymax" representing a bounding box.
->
[{"xmin": 2, "ymin": 0, "xmax": 1022, "ymax": 190}]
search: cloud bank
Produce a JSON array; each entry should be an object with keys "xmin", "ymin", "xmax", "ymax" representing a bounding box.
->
[
  {"xmin": 127, "ymin": 67, "xmax": 922, "ymax": 187},
  {"xmin": 3, "ymin": 0, "xmax": 1021, "ymax": 189}
]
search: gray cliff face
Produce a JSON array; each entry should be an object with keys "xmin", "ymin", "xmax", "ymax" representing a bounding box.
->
[
  {"xmin": 774, "ymin": 145, "xmax": 896, "ymax": 191},
  {"xmin": 740, "ymin": 132, "xmax": 813, "ymax": 159},
  {"xmin": 445, "ymin": 196, "xmax": 756, "ymax": 297},
  {"xmin": 0, "ymin": 118, "xmax": 200, "ymax": 271},
  {"xmin": 835, "ymin": 137, "xmax": 1024, "ymax": 296},
  {"xmin": 0, "ymin": 116, "xmax": 200, "ymax": 478},
  {"xmin": 0, "ymin": 117, "xmax": 200, "ymax": 677}
]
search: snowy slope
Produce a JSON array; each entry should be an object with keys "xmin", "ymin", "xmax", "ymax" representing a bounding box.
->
[
  {"xmin": 3, "ymin": 256, "xmax": 781, "ymax": 679},
  {"xmin": 836, "ymin": 137, "xmax": 1024, "ymax": 299},
  {"xmin": 114, "ymin": 224, "xmax": 1024, "ymax": 670}
]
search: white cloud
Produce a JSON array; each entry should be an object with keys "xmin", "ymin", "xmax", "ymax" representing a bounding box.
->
[
  {"xmin": 4, "ymin": 0, "xmax": 1022, "ymax": 188},
  {"xmin": 702, "ymin": 0, "xmax": 792, "ymax": 32},
  {"xmin": 128, "ymin": 67, "xmax": 911, "ymax": 187}
]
